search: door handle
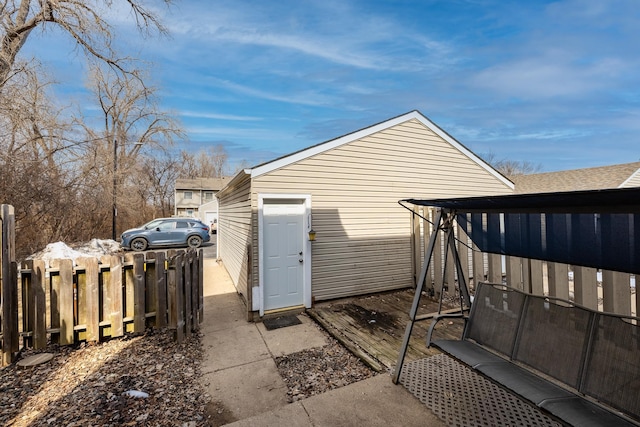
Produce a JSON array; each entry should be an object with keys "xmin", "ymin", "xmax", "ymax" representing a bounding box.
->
[
  {"xmin": 299, "ymin": 251, "xmax": 303, "ymax": 256},
  {"xmin": 299, "ymin": 259, "xmax": 303, "ymax": 263}
]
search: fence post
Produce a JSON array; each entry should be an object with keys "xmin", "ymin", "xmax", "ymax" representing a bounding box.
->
[{"xmin": 1, "ymin": 204, "xmax": 18, "ymax": 366}]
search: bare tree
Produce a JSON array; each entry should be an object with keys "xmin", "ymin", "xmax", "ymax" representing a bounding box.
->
[
  {"xmin": 79, "ymin": 62, "xmax": 184, "ymax": 236},
  {"xmin": 0, "ymin": 0, "xmax": 172, "ymax": 88},
  {"xmin": 0, "ymin": 62, "xmax": 83, "ymax": 258},
  {"xmin": 179, "ymin": 144, "xmax": 229, "ymax": 178},
  {"xmin": 481, "ymin": 152, "xmax": 543, "ymax": 176}
]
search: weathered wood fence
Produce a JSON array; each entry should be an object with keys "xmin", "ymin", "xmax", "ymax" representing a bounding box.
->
[
  {"xmin": 1, "ymin": 204, "xmax": 18, "ymax": 366},
  {"xmin": 411, "ymin": 207, "xmax": 638, "ymax": 316},
  {"xmin": 1, "ymin": 204, "xmax": 204, "ymax": 367}
]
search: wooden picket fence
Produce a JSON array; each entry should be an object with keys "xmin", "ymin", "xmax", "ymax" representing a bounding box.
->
[{"xmin": 1, "ymin": 204, "xmax": 204, "ymax": 367}]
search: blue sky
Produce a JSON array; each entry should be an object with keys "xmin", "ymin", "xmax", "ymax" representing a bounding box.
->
[{"xmin": 22, "ymin": 0, "xmax": 640, "ymax": 173}]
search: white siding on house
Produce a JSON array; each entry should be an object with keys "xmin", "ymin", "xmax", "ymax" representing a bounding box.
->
[
  {"xmin": 621, "ymin": 168, "xmax": 640, "ymax": 188},
  {"xmin": 217, "ymin": 174, "xmax": 253, "ymax": 301},
  {"xmin": 250, "ymin": 118, "xmax": 513, "ymax": 301}
]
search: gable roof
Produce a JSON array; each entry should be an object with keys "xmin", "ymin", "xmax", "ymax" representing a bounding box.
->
[
  {"xmin": 247, "ymin": 110, "xmax": 513, "ymax": 189},
  {"xmin": 510, "ymin": 161, "xmax": 640, "ymax": 194},
  {"xmin": 175, "ymin": 177, "xmax": 231, "ymax": 191}
]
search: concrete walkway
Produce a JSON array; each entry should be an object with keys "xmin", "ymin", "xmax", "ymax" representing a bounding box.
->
[{"xmin": 200, "ymin": 259, "xmax": 446, "ymax": 426}]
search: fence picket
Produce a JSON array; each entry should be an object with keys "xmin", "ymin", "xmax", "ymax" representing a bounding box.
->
[
  {"xmin": 573, "ymin": 266, "xmax": 598, "ymax": 310},
  {"xmin": 147, "ymin": 252, "xmax": 167, "ymax": 327},
  {"xmin": 125, "ymin": 253, "xmax": 146, "ymax": 333},
  {"xmin": 108, "ymin": 255, "xmax": 124, "ymax": 338},
  {"xmin": 77, "ymin": 257, "xmax": 100, "ymax": 342},
  {"xmin": 602, "ymin": 270, "xmax": 632, "ymax": 315},
  {"xmin": 184, "ymin": 252, "xmax": 192, "ymax": 337},
  {"xmin": 50, "ymin": 259, "xmax": 74, "ymax": 345}
]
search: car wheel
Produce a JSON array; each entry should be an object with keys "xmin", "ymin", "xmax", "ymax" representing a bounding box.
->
[
  {"xmin": 131, "ymin": 237, "xmax": 148, "ymax": 251},
  {"xmin": 187, "ymin": 235, "xmax": 203, "ymax": 248}
]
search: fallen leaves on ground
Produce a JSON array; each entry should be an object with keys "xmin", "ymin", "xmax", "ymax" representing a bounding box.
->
[
  {"xmin": 275, "ymin": 334, "xmax": 377, "ymax": 402},
  {"xmin": 0, "ymin": 329, "xmax": 207, "ymax": 427}
]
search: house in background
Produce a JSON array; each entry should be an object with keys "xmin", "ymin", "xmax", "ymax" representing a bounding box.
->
[
  {"xmin": 174, "ymin": 177, "xmax": 231, "ymax": 225},
  {"xmin": 215, "ymin": 110, "xmax": 515, "ymax": 319},
  {"xmin": 510, "ymin": 161, "xmax": 640, "ymax": 193}
]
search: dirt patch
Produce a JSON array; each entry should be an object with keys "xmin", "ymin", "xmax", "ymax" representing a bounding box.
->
[
  {"xmin": 337, "ymin": 304, "xmax": 401, "ymax": 336},
  {"xmin": 204, "ymin": 400, "xmax": 237, "ymax": 426},
  {"xmin": 275, "ymin": 334, "xmax": 377, "ymax": 402}
]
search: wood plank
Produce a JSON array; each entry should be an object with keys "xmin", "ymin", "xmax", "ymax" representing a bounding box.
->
[
  {"xmin": 602, "ymin": 270, "xmax": 632, "ymax": 315},
  {"xmin": 50, "ymin": 259, "xmax": 74, "ymax": 345},
  {"xmin": 109, "ymin": 255, "xmax": 124, "ymax": 338},
  {"xmin": 32, "ymin": 259, "xmax": 47, "ymax": 349},
  {"xmin": 167, "ymin": 250, "xmax": 177, "ymax": 330},
  {"xmin": 487, "ymin": 253, "xmax": 502, "ymax": 283},
  {"xmin": 573, "ymin": 266, "xmax": 598, "ymax": 310},
  {"xmin": 184, "ymin": 252, "xmax": 192, "ymax": 337},
  {"xmin": 309, "ymin": 288, "xmax": 464, "ymax": 372},
  {"xmin": 146, "ymin": 252, "xmax": 167, "ymax": 328},
  {"xmin": 548, "ymin": 262, "xmax": 569, "ymax": 300},
  {"xmin": 76, "ymin": 257, "xmax": 99, "ymax": 342},
  {"xmin": 198, "ymin": 248, "xmax": 204, "ymax": 324},
  {"xmin": 529, "ymin": 259, "xmax": 544, "ymax": 295},
  {"xmin": 130, "ymin": 253, "xmax": 146, "ymax": 333},
  {"xmin": 506, "ymin": 257, "xmax": 524, "ymax": 291}
]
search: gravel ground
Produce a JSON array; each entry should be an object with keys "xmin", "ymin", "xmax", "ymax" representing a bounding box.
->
[{"xmin": 1, "ymin": 321, "xmax": 377, "ymax": 426}]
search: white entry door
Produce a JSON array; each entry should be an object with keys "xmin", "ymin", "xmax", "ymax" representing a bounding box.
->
[{"xmin": 263, "ymin": 202, "xmax": 305, "ymax": 311}]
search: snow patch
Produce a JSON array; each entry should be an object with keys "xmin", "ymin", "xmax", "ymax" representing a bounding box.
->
[{"xmin": 27, "ymin": 239, "xmax": 122, "ymax": 266}]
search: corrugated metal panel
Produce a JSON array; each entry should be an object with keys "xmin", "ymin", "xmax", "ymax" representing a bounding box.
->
[
  {"xmin": 251, "ymin": 119, "xmax": 513, "ymax": 301},
  {"xmin": 217, "ymin": 174, "xmax": 252, "ymax": 298}
]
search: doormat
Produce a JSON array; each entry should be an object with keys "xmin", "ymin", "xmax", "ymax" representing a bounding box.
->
[{"xmin": 263, "ymin": 315, "xmax": 302, "ymax": 331}]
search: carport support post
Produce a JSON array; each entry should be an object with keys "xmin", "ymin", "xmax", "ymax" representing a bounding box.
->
[{"xmin": 392, "ymin": 208, "xmax": 444, "ymax": 384}]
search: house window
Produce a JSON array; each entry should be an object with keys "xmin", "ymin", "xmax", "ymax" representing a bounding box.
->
[
  {"xmin": 186, "ymin": 209, "xmax": 194, "ymax": 216},
  {"xmin": 204, "ymin": 192, "xmax": 214, "ymax": 201},
  {"xmin": 184, "ymin": 191, "xmax": 193, "ymax": 200}
]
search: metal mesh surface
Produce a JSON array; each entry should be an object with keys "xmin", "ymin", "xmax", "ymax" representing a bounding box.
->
[
  {"xmin": 583, "ymin": 314, "xmax": 640, "ymax": 419},
  {"xmin": 399, "ymin": 355, "xmax": 561, "ymax": 427},
  {"xmin": 466, "ymin": 283, "xmax": 525, "ymax": 356},
  {"xmin": 514, "ymin": 296, "xmax": 592, "ymax": 388}
]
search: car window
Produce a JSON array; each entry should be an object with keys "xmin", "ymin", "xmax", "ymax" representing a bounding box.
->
[
  {"xmin": 144, "ymin": 219, "xmax": 164, "ymax": 229},
  {"xmin": 157, "ymin": 221, "xmax": 176, "ymax": 231},
  {"xmin": 176, "ymin": 221, "xmax": 189, "ymax": 229}
]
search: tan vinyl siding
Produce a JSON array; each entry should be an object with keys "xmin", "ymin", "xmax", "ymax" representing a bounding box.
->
[
  {"xmin": 217, "ymin": 174, "xmax": 253, "ymax": 299},
  {"xmin": 251, "ymin": 118, "xmax": 513, "ymax": 301}
]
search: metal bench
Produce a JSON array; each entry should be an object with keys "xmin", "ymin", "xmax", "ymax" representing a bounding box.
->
[{"xmin": 427, "ymin": 282, "xmax": 640, "ymax": 427}]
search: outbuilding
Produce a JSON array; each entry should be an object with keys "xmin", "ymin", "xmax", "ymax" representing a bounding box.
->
[{"xmin": 216, "ymin": 111, "xmax": 514, "ymax": 319}]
